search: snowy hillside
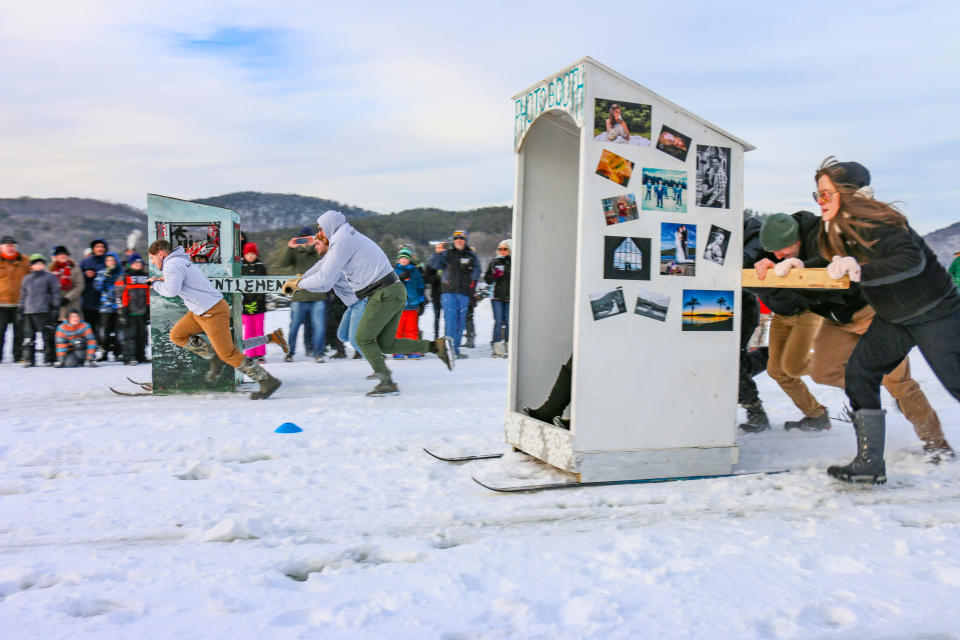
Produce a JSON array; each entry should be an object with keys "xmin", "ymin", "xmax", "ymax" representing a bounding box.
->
[{"xmin": 1, "ymin": 302, "xmax": 959, "ymax": 639}]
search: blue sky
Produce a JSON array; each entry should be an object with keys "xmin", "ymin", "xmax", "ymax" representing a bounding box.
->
[{"xmin": 1, "ymin": 1, "xmax": 958, "ymax": 233}]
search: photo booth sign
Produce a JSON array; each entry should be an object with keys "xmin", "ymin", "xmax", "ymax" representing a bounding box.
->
[{"xmin": 507, "ymin": 57, "xmax": 754, "ymax": 481}]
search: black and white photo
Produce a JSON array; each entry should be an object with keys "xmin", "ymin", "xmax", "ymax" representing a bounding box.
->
[
  {"xmin": 634, "ymin": 288, "xmax": 670, "ymax": 322},
  {"xmin": 589, "ymin": 286, "xmax": 627, "ymax": 321},
  {"xmin": 696, "ymin": 145, "xmax": 731, "ymax": 209},
  {"xmin": 702, "ymin": 225, "xmax": 732, "ymax": 266}
]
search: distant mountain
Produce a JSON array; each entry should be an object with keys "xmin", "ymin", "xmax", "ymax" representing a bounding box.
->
[
  {"xmin": 0, "ymin": 197, "xmax": 147, "ymax": 258},
  {"xmin": 193, "ymin": 192, "xmax": 378, "ymax": 232},
  {"xmin": 923, "ymin": 221, "xmax": 960, "ymax": 268}
]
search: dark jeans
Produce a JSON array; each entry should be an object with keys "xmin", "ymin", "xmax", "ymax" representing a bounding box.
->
[
  {"xmin": 738, "ymin": 293, "xmax": 766, "ymax": 405},
  {"xmin": 124, "ymin": 314, "xmax": 149, "ymax": 362},
  {"xmin": 431, "ymin": 294, "xmax": 442, "ymax": 340},
  {"xmin": 62, "ymin": 339, "xmax": 87, "ymax": 367},
  {"xmin": 22, "ymin": 312, "xmax": 57, "ymax": 364},
  {"xmin": 325, "ymin": 295, "xmax": 347, "ymax": 353},
  {"xmin": 99, "ymin": 312, "xmax": 119, "ymax": 357},
  {"xmin": 83, "ymin": 308, "xmax": 101, "ymax": 337},
  {"xmin": 491, "ymin": 299, "xmax": 509, "ymax": 343},
  {"xmin": 847, "ymin": 294, "xmax": 960, "ymax": 411},
  {"xmin": 0, "ymin": 306, "xmax": 23, "ymax": 362}
]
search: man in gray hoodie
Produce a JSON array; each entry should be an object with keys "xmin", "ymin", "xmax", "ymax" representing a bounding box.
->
[
  {"xmin": 284, "ymin": 210, "xmax": 455, "ymax": 395},
  {"xmin": 148, "ymin": 239, "xmax": 286, "ymax": 399}
]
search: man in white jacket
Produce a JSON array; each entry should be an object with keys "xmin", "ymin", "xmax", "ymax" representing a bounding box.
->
[
  {"xmin": 283, "ymin": 210, "xmax": 454, "ymax": 396},
  {"xmin": 148, "ymin": 240, "xmax": 285, "ymax": 399}
]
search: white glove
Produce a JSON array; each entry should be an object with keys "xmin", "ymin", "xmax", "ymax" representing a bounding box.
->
[
  {"xmin": 773, "ymin": 257, "xmax": 805, "ymax": 277},
  {"xmin": 827, "ymin": 255, "xmax": 861, "ymax": 282}
]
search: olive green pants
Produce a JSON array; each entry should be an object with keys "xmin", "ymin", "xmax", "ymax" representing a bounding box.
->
[{"xmin": 356, "ymin": 281, "xmax": 430, "ymax": 377}]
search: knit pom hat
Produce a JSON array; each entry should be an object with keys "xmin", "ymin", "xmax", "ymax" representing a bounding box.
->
[
  {"xmin": 243, "ymin": 242, "xmax": 259, "ymax": 256},
  {"xmin": 29, "ymin": 253, "xmax": 47, "ymax": 265},
  {"xmin": 396, "ymin": 247, "xmax": 414, "ymax": 261},
  {"xmin": 760, "ymin": 213, "xmax": 800, "ymax": 251},
  {"xmin": 127, "ymin": 252, "xmax": 143, "ymax": 264},
  {"xmin": 452, "ymin": 229, "xmax": 468, "ymax": 241}
]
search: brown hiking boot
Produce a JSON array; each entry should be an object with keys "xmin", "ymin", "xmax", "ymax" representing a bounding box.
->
[{"xmin": 268, "ymin": 328, "xmax": 289, "ymax": 353}]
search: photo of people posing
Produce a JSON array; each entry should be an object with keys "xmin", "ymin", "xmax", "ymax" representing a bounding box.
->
[
  {"xmin": 635, "ymin": 288, "xmax": 670, "ymax": 322},
  {"xmin": 696, "ymin": 145, "xmax": 731, "ymax": 209},
  {"xmin": 596, "ymin": 149, "xmax": 634, "ymax": 186},
  {"xmin": 702, "ymin": 225, "xmax": 732, "ymax": 266},
  {"xmin": 655, "ymin": 125, "xmax": 692, "ymax": 162},
  {"xmin": 641, "ymin": 168, "xmax": 688, "ymax": 213},
  {"xmin": 593, "ymin": 99, "xmax": 652, "ymax": 146},
  {"xmin": 601, "ymin": 194, "xmax": 639, "ymax": 226},
  {"xmin": 604, "ymin": 236, "xmax": 651, "ymax": 280},
  {"xmin": 660, "ymin": 222, "xmax": 696, "ymax": 276},
  {"xmin": 589, "ymin": 286, "xmax": 627, "ymax": 321},
  {"xmin": 681, "ymin": 289, "xmax": 734, "ymax": 332}
]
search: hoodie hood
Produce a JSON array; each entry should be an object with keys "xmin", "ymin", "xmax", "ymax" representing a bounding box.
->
[
  {"xmin": 163, "ymin": 246, "xmax": 190, "ymax": 267},
  {"xmin": 90, "ymin": 238, "xmax": 109, "ymax": 251},
  {"xmin": 316, "ymin": 210, "xmax": 347, "ymax": 238}
]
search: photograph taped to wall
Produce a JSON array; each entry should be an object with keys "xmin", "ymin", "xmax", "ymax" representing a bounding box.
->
[
  {"xmin": 635, "ymin": 288, "xmax": 670, "ymax": 322},
  {"xmin": 157, "ymin": 221, "xmax": 222, "ymax": 263},
  {"xmin": 703, "ymin": 225, "xmax": 732, "ymax": 266},
  {"xmin": 682, "ymin": 289, "xmax": 734, "ymax": 331},
  {"xmin": 601, "ymin": 194, "xmax": 639, "ymax": 226},
  {"xmin": 655, "ymin": 125, "xmax": 692, "ymax": 162},
  {"xmin": 596, "ymin": 149, "xmax": 634, "ymax": 186},
  {"xmin": 604, "ymin": 236, "xmax": 651, "ymax": 280},
  {"xmin": 589, "ymin": 286, "xmax": 627, "ymax": 321},
  {"xmin": 660, "ymin": 222, "xmax": 697, "ymax": 277},
  {"xmin": 696, "ymin": 145, "xmax": 732, "ymax": 209},
  {"xmin": 593, "ymin": 99, "xmax": 651, "ymax": 146},
  {"xmin": 641, "ymin": 168, "xmax": 688, "ymax": 213}
]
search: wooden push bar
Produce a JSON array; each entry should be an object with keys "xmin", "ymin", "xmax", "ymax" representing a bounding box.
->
[{"xmin": 741, "ymin": 268, "xmax": 849, "ymax": 289}]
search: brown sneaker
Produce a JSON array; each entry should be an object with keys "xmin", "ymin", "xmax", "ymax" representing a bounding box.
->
[{"xmin": 268, "ymin": 328, "xmax": 289, "ymax": 353}]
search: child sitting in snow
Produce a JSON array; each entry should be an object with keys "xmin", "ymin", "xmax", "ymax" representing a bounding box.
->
[{"xmin": 55, "ymin": 310, "xmax": 98, "ymax": 367}]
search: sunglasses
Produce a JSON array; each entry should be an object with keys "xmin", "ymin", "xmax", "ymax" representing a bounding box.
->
[{"xmin": 812, "ymin": 190, "xmax": 837, "ymax": 205}]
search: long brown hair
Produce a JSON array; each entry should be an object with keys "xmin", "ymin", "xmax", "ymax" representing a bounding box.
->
[{"xmin": 815, "ymin": 156, "xmax": 908, "ymax": 262}]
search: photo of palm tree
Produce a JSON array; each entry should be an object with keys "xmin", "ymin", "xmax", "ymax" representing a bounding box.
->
[{"xmin": 681, "ymin": 289, "xmax": 734, "ymax": 331}]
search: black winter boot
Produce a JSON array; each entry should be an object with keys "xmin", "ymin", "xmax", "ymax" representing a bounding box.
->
[
  {"xmin": 522, "ymin": 357, "xmax": 572, "ymax": 424},
  {"xmin": 785, "ymin": 411, "xmax": 831, "ymax": 431},
  {"xmin": 238, "ymin": 357, "xmax": 282, "ymax": 400},
  {"xmin": 827, "ymin": 409, "xmax": 887, "ymax": 484},
  {"xmin": 738, "ymin": 401, "xmax": 770, "ymax": 433}
]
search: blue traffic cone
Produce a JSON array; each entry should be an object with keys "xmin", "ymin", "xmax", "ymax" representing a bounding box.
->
[{"xmin": 275, "ymin": 422, "xmax": 303, "ymax": 434}]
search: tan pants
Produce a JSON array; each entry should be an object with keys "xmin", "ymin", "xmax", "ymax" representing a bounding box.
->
[
  {"xmin": 767, "ymin": 311, "xmax": 825, "ymax": 418},
  {"xmin": 810, "ymin": 305, "xmax": 946, "ymax": 448},
  {"xmin": 169, "ymin": 299, "xmax": 244, "ymax": 368}
]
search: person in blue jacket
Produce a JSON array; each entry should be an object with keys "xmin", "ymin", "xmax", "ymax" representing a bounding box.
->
[{"xmin": 393, "ymin": 247, "xmax": 425, "ymax": 359}]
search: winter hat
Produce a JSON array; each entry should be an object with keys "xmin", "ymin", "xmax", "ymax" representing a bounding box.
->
[
  {"xmin": 452, "ymin": 229, "xmax": 468, "ymax": 241},
  {"xmin": 396, "ymin": 247, "xmax": 414, "ymax": 261},
  {"xmin": 298, "ymin": 226, "xmax": 313, "ymax": 237},
  {"xmin": 1, "ymin": 235, "xmax": 16, "ymax": 245},
  {"xmin": 29, "ymin": 253, "xmax": 47, "ymax": 265},
  {"xmin": 243, "ymin": 242, "xmax": 259, "ymax": 256},
  {"xmin": 831, "ymin": 161, "xmax": 871, "ymax": 189},
  {"xmin": 760, "ymin": 213, "xmax": 800, "ymax": 251},
  {"xmin": 53, "ymin": 245, "xmax": 69, "ymax": 256},
  {"xmin": 127, "ymin": 252, "xmax": 143, "ymax": 265},
  {"xmin": 498, "ymin": 239, "xmax": 512, "ymax": 251}
]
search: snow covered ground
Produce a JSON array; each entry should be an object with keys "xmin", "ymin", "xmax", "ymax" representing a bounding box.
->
[{"xmin": 2, "ymin": 301, "xmax": 960, "ymax": 639}]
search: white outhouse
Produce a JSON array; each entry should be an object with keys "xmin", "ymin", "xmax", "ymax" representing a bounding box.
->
[{"xmin": 506, "ymin": 57, "xmax": 754, "ymax": 482}]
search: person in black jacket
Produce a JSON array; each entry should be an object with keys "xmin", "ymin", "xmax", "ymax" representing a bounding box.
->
[
  {"xmin": 428, "ymin": 229, "xmax": 480, "ymax": 359},
  {"xmin": 773, "ymin": 158, "xmax": 960, "ymax": 484},
  {"xmin": 241, "ymin": 243, "xmax": 269, "ymax": 363},
  {"xmin": 746, "ymin": 210, "xmax": 830, "ymax": 432},
  {"xmin": 737, "ymin": 218, "xmax": 770, "ymax": 432},
  {"xmin": 484, "ymin": 239, "xmax": 512, "ymax": 358},
  {"xmin": 115, "ymin": 253, "xmax": 151, "ymax": 365}
]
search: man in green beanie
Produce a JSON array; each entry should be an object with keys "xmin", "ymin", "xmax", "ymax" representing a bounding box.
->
[{"xmin": 752, "ymin": 213, "xmax": 950, "ymax": 458}]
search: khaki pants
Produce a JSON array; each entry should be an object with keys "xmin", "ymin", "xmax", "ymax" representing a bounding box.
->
[
  {"xmin": 767, "ymin": 311, "xmax": 825, "ymax": 418},
  {"xmin": 169, "ymin": 299, "xmax": 244, "ymax": 368},
  {"xmin": 810, "ymin": 305, "xmax": 945, "ymax": 447}
]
